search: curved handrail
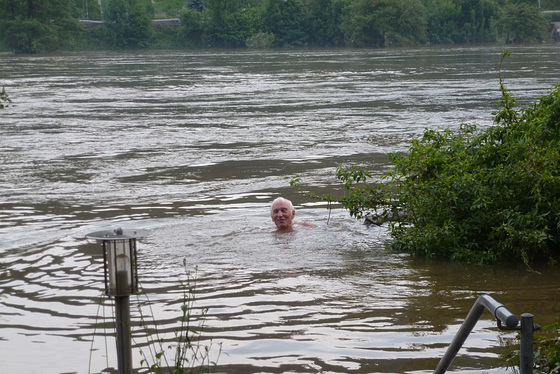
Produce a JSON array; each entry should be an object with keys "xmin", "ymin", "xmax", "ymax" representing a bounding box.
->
[{"xmin": 433, "ymin": 294, "xmax": 536, "ymax": 374}]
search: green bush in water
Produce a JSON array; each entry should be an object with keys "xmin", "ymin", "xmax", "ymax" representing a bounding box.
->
[
  {"xmin": 295, "ymin": 52, "xmax": 560, "ymax": 267},
  {"xmin": 0, "ymin": 87, "xmax": 10, "ymax": 109}
]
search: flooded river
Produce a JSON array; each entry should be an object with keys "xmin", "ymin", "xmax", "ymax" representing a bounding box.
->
[{"xmin": 1, "ymin": 45, "xmax": 559, "ymax": 374}]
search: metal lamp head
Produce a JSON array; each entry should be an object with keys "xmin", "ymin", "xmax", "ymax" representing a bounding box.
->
[{"xmin": 86, "ymin": 228, "xmax": 149, "ymax": 297}]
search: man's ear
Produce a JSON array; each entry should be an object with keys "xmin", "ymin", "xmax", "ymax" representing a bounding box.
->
[{"xmin": 292, "ymin": 210, "xmax": 296, "ymax": 218}]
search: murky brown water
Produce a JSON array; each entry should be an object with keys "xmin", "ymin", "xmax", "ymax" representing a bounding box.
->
[{"xmin": 1, "ymin": 45, "xmax": 559, "ymax": 374}]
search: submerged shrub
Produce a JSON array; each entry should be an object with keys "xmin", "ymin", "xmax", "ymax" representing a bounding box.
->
[
  {"xmin": 1, "ymin": 87, "xmax": 11, "ymax": 108},
  {"xmin": 294, "ymin": 53, "xmax": 560, "ymax": 267},
  {"xmin": 387, "ymin": 81, "xmax": 560, "ymax": 265}
]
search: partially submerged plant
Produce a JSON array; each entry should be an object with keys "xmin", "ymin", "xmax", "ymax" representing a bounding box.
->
[
  {"xmin": 137, "ymin": 262, "xmax": 221, "ymax": 374},
  {"xmin": 291, "ymin": 52, "xmax": 560, "ymax": 267},
  {"xmin": 1, "ymin": 86, "xmax": 11, "ymax": 109}
]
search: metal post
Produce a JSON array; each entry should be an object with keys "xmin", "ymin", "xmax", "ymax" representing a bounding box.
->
[
  {"xmin": 115, "ymin": 295, "xmax": 132, "ymax": 374},
  {"xmin": 519, "ymin": 313, "xmax": 535, "ymax": 374},
  {"xmin": 433, "ymin": 301, "xmax": 485, "ymax": 374},
  {"xmin": 114, "ymin": 265, "xmax": 133, "ymax": 374},
  {"xmin": 433, "ymin": 295, "xmax": 520, "ymax": 374}
]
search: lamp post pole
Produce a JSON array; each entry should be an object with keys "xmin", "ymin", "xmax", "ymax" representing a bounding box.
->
[
  {"xmin": 115, "ymin": 270, "xmax": 133, "ymax": 374},
  {"xmin": 87, "ymin": 227, "xmax": 149, "ymax": 374}
]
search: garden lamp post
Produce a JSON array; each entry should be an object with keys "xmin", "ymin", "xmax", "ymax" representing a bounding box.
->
[{"xmin": 86, "ymin": 227, "xmax": 149, "ymax": 374}]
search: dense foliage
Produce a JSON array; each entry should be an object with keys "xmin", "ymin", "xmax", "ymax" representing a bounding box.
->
[
  {"xmin": 0, "ymin": 0, "xmax": 82, "ymax": 52},
  {"xmin": 296, "ymin": 53, "xmax": 560, "ymax": 267},
  {"xmin": 102, "ymin": 0, "xmax": 155, "ymax": 48},
  {"xmin": 425, "ymin": 0, "xmax": 501, "ymax": 43},
  {"xmin": 389, "ymin": 81, "xmax": 560, "ymax": 266},
  {"xmin": 0, "ymin": 0, "xmax": 557, "ymax": 52},
  {"xmin": 498, "ymin": 2, "xmax": 551, "ymax": 43}
]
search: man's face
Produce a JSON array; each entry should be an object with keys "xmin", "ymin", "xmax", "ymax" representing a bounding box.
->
[{"xmin": 271, "ymin": 200, "xmax": 295, "ymax": 231}]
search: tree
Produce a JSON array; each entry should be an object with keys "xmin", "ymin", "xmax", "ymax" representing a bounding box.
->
[
  {"xmin": 204, "ymin": 0, "xmax": 244, "ymax": 46},
  {"xmin": 341, "ymin": 0, "xmax": 386, "ymax": 47},
  {"xmin": 80, "ymin": 0, "xmax": 102, "ymax": 20},
  {"xmin": 218, "ymin": 8, "xmax": 263, "ymax": 48},
  {"xmin": 262, "ymin": 0, "xmax": 308, "ymax": 47},
  {"xmin": 187, "ymin": 0, "xmax": 205, "ymax": 12},
  {"xmin": 179, "ymin": 9, "xmax": 205, "ymax": 47},
  {"xmin": 425, "ymin": 0, "xmax": 462, "ymax": 44},
  {"xmin": 0, "ymin": 0, "xmax": 80, "ymax": 53},
  {"xmin": 425, "ymin": 0, "xmax": 499, "ymax": 44},
  {"xmin": 341, "ymin": 0, "xmax": 427, "ymax": 47},
  {"xmin": 103, "ymin": 0, "xmax": 154, "ymax": 48},
  {"xmin": 498, "ymin": 2, "xmax": 548, "ymax": 43},
  {"xmin": 379, "ymin": 0, "xmax": 428, "ymax": 46},
  {"xmin": 303, "ymin": 0, "xmax": 348, "ymax": 47}
]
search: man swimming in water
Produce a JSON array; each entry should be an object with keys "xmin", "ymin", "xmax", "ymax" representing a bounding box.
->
[{"xmin": 270, "ymin": 197, "xmax": 315, "ymax": 232}]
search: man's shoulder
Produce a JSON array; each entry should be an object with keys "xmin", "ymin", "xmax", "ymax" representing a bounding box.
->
[{"xmin": 295, "ymin": 221, "xmax": 316, "ymax": 228}]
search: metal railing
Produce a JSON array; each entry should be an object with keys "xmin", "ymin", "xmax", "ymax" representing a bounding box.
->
[{"xmin": 434, "ymin": 294, "xmax": 540, "ymax": 374}]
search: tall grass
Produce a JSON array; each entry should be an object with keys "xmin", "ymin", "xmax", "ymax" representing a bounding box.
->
[{"xmin": 137, "ymin": 262, "xmax": 221, "ymax": 373}]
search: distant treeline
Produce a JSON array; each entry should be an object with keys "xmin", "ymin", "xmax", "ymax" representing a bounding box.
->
[{"xmin": 0, "ymin": 0, "xmax": 558, "ymax": 53}]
